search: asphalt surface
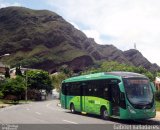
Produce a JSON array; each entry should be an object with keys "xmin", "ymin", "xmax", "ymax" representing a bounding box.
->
[{"xmin": 0, "ymin": 100, "xmax": 160, "ymax": 125}]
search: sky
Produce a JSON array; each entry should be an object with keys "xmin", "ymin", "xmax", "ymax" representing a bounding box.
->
[{"xmin": 0, "ymin": 0, "xmax": 160, "ymax": 65}]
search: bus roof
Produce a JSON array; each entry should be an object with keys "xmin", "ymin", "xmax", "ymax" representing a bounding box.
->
[
  {"xmin": 106, "ymin": 71, "xmax": 147, "ymax": 78},
  {"xmin": 63, "ymin": 71, "xmax": 147, "ymax": 83}
]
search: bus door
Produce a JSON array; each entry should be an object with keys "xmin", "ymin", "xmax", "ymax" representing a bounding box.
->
[
  {"xmin": 80, "ymin": 82, "xmax": 86, "ymax": 112},
  {"xmin": 64, "ymin": 84, "xmax": 68, "ymax": 109},
  {"xmin": 111, "ymin": 82, "xmax": 120, "ymax": 116},
  {"xmin": 61, "ymin": 83, "xmax": 67, "ymax": 109}
]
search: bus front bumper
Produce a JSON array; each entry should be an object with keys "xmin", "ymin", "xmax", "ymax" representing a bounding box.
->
[{"xmin": 120, "ymin": 107, "xmax": 156, "ymax": 120}]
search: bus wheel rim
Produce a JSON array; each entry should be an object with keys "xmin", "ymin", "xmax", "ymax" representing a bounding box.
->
[
  {"xmin": 71, "ymin": 105, "xmax": 74, "ymax": 113},
  {"xmin": 103, "ymin": 110, "xmax": 108, "ymax": 117}
]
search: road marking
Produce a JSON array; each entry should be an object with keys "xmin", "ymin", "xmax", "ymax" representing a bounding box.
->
[
  {"xmin": 46, "ymin": 102, "xmax": 64, "ymax": 111},
  {"xmin": 26, "ymin": 108, "xmax": 30, "ymax": 111},
  {"xmin": 35, "ymin": 112, "xmax": 41, "ymax": 115},
  {"xmin": 0, "ymin": 105, "xmax": 17, "ymax": 112},
  {"xmin": 46, "ymin": 103, "xmax": 52, "ymax": 107},
  {"xmin": 62, "ymin": 120, "xmax": 78, "ymax": 124}
]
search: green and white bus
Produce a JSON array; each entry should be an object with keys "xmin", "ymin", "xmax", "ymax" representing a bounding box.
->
[{"xmin": 60, "ymin": 72, "xmax": 156, "ymax": 120}]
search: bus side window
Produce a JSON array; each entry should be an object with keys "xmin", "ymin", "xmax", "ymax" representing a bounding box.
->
[
  {"xmin": 67, "ymin": 82, "xmax": 81, "ymax": 96},
  {"xmin": 66, "ymin": 83, "xmax": 70, "ymax": 95},
  {"xmin": 88, "ymin": 81, "xmax": 93, "ymax": 96},
  {"xmin": 73, "ymin": 82, "xmax": 81, "ymax": 96},
  {"xmin": 93, "ymin": 80, "xmax": 98, "ymax": 97},
  {"xmin": 62, "ymin": 83, "xmax": 66, "ymax": 95},
  {"xmin": 103, "ymin": 82, "xmax": 111, "ymax": 100}
]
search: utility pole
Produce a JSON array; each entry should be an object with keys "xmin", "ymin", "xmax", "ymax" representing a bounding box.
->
[
  {"xmin": 25, "ymin": 69, "xmax": 28, "ymax": 103},
  {"xmin": 134, "ymin": 43, "xmax": 137, "ymax": 50}
]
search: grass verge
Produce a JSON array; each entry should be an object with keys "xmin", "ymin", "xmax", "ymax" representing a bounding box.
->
[
  {"xmin": 156, "ymin": 100, "xmax": 160, "ymax": 111},
  {"xmin": 0, "ymin": 99, "xmax": 32, "ymax": 105}
]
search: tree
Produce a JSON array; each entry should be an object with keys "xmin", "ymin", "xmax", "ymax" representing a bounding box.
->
[
  {"xmin": 157, "ymin": 72, "xmax": 160, "ymax": 77},
  {"xmin": 0, "ymin": 80, "xmax": 5, "ymax": 99},
  {"xmin": 27, "ymin": 70, "xmax": 53, "ymax": 93},
  {"xmin": 0, "ymin": 91, "xmax": 3, "ymax": 99},
  {"xmin": 2, "ymin": 76, "xmax": 26, "ymax": 102},
  {"xmin": 5, "ymin": 67, "xmax": 10, "ymax": 78},
  {"xmin": 51, "ymin": 72, "xmax": 67, "ymax": 92},
  {"xmin": 59, "ymin": 65, "xmax": 73, "ymax": 77}
]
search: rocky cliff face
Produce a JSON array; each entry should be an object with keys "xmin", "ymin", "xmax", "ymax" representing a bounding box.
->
[
  {"xmin": 124, "ymin": 49, "xmax": 160, "ymax": 72},
  {"xmin": 0, "ymin": 7, "xmax": 159, "ymax": 72}
]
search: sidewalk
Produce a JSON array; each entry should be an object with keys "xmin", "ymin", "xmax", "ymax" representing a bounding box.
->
[{"xmin": 0, "ymin": 104, "xmax": 11, "ymax": 108}]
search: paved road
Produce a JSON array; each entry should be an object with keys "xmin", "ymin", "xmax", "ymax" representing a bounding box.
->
[{"xmin": 0, "ymin": 100, "xmax": 159, "ymax": 125}]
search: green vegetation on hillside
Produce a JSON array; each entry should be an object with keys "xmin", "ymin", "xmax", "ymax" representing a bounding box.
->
[{"xmin": 82, "ymin": 61, "xmax": 155, "ymax": 81}]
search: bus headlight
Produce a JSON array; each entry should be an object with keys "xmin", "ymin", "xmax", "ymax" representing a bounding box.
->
[{"xmin": 128, "ymin": 106, "xmax": 136, "ymax": 114}]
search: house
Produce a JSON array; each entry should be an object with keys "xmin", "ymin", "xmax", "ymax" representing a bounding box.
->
[
  {"xmin": 155, "ymin": 77, "xmax": 160, "ymax": 91},
  {"xmin": 10, "ymin": 67, "xmax": 36, "ymax": 78}
]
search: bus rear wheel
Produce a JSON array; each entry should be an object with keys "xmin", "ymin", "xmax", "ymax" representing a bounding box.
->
[
  {"xmin": 70, "ymin": 104, "xmax": 76, "ymax": 114},
  {"xmin": 101, "ymin": 107, "xmax": 109, "ymax": 120}
]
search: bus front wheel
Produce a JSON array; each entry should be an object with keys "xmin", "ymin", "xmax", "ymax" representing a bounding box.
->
[
  {"xmin": 101, "ymin": 107, "xmax": 109, "ymax": 120},
  {"xmin": 70, "ymin": 104, "xmax": 76, "ymax": 114}
]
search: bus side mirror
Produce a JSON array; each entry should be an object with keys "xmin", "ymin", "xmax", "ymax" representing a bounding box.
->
[{"xmin": 150, "ymin": 82, "xmax": 156, "ymax": 93}]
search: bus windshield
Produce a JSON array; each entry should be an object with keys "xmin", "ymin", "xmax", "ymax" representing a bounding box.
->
[{"xmin": 123, "ymin": 78, "xmax": 153, "ymax": 106}]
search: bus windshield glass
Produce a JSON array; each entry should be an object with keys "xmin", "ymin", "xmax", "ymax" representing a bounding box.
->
[{"xmin": 123, "ymin": 78, "xmax": 153, "ymax": 105}]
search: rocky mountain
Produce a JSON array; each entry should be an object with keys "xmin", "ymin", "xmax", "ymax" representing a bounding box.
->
[
  {"xmin": 0, "ymin": 7, "xmax": 159, "ymax": 73},
  {"xmin": 124, "ymin": 49, "xmax": 160, "ymax": 72}
]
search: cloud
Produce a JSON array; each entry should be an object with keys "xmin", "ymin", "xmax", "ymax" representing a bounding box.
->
[
  {"xmin": 0, "ymin": 0, "xmax": 21, "ymax": 8},
  {"xmin": 83, "ymin": 29, "xmax": 103, "ymax": 44}
]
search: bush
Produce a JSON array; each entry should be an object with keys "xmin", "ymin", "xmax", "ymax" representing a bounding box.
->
[
  {"xmin": 27, "ymin": 89, "xmax": 41, "ymax": 101},
  {"xmin": 155, "ymin": 91, "xmax": 160, "ymax": 101},
  {"xmin": 2, "ymin": 76, "xmax": 26, "ymax": 101},
  {"xmin": 4, "ymin": 95, "xmax": 19, "ymax": 104}
]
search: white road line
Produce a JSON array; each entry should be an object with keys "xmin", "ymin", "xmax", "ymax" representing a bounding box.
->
[
  {"xmin": 35, "ymin": 112, "xmax": 41, "ymax": 115},
  {"xmin": 46, "ymin": 103, "xmax": 52, "ymax": 107},
  {"xmin": 62, "ymin": 120, "xmax": 78, "ymax": 124},
  {"xmin": 26, "ymin": 108, "xmax": 30, "ymax": 111},
  {"xmin": 46, "ymin": 102, "xmax": 64, "ymax": 111}
]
